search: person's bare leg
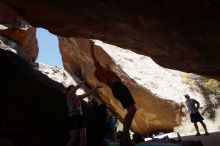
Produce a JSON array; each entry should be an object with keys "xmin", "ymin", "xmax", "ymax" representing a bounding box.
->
[
  {"xmin": 79, "ymin": 128, "xmax": 86, "ymax": 146},
  {"xmin": 200, "ymin": 121, "xmax": 209, "ymax": 135},
  {"xmin": 66, "ymin": 130, "xmax": 79, "ymax": 146},
  {"xmin": 193, "ymin": 122, "xmax": 200, "ymax": 136},
  {"xmin": 121, "ymin": 105, "xmax": 136, "ymax": 145}
]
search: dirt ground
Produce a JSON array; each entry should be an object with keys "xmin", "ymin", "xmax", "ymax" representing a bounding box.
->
[
  {"xmin": 176, "ymin": 131, "xmax": 220, "ymax": 146},
  {"xmin": 143, "ymin": 130, "xmax": 220, "ymax": 146}
]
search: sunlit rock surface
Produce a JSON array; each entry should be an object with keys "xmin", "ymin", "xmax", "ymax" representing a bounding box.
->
[
  {"xmin": 95, "ymin": 41, "xmax": 220, "ymax": 133},
  {"xmin": 59, "ymin": 37, "xmax": 182, "ymax": 135},
  {"xmin": 0, "ymin": 2, "xmax": 38, "ymax": 62},
  {"xmin": 2, "ymin": 0, "xmax": 220, "ymax": 79}
]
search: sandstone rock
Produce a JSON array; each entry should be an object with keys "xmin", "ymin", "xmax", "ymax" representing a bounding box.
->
[
  {"xmin": 0, "ymin": 36, "xmax": 31, "ymax": 62},
  {"xmin": 2, "ymin": 0, "xmax": 220, "ymax": 79},
  {"xmin": 0, "ymin": 2, "xmax": 38, "ymax": 63},
  {"xmin": 59, "ymin": 37, "xmax": 182, "ymax": 135}
]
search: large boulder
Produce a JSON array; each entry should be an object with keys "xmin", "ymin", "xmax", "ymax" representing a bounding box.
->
[
  {"xmin": 0, "ymin": 2, "xmax": 38, "ymax": 63},
  {"xmin": 59, "ymin": 37, "xmax": 182, "ymax": 135},
  {"xmin": 2, "ymin": 0, "xmax": 220, "ymax": 80}
]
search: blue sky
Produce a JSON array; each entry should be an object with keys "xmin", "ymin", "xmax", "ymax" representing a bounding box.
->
[{"xmin": 36, "ymin": 28, "xmax": 63, "ymax": 68}]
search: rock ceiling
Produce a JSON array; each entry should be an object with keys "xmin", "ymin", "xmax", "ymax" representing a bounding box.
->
[{"xmin": 2, "ymin": 0, "xmax": 220, "ymax": 80}]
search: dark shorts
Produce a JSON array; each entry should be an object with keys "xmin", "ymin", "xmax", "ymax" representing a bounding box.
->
[
  {"xmin": 190, "ymin": 112, "xmax": 204, "ymax": 123},
  {"xmin": 67, "ymin": 114, "xmax": 86, "ymax": 129},
  {"xmin": 109, "ymin": 81, "xmax": 135, "ymax": 108}
]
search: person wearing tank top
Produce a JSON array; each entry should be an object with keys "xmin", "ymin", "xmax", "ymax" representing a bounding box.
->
[{"xmin": 66, "ymin": 81, "xmax": 103, "ymax": 146}]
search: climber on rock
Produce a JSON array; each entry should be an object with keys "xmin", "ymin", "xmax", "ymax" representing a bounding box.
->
[{"xmin": 90, "ymin": 40, "xmax": 136, "ymax": 146}]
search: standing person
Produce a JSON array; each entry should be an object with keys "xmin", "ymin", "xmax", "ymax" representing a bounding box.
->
[
  {"xmin": 66, "ymin": 80, "xmax": 102, "ymax": 146},
  {"xmin": 89, "ymin": 98, "xmax": 109, "ymax": 146},
  {"xmin": 103, "ymin": 108, "xmax": 118, "ymax": 146},
  {"xmin": 90, "ymin": 41, "xmax": 136, "ymax": 146},
  {"xmin": 184, "ymin": 94, "xmax": 209, "ymax": 136}
]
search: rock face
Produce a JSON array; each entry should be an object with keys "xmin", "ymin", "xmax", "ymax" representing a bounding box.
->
[
  {"xmin": 93, "ymin": 41, "xmax": 220, "ymax": 133},
  {"xmin": 0, "ymin": 44, "xmax": 68, "ymax": 146},
  {"xmin": 0, "ymin": 2, "xmax": 38, "ymax": 62},
  {"xmin": 0, "ymin": 44, "xmax": 107, "ymax": 146},
  {"xmin": 2, "ymin": 0, "xmax": 220, "ymax": 80},
  {"xmin": 1, "ymin": 0, "xmax": 219, "ymax": 139},
  {"xmin": 59, "ymin": 37, "xmax": 182, "ymax": 135}
]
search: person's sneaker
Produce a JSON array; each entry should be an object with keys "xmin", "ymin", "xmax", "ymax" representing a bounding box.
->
[
  {"xmin": 195, "ymin": 133, "xmax": 201, "ymax": 136},
  {"xmin": 204, "ymin": 132, "xmax": 210, "ymax": 136}
]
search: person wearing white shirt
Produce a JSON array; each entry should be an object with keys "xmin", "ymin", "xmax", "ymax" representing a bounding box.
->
[{"xmin": 185, "ymin": 94, "xmax": 209, "ymax": 136}]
